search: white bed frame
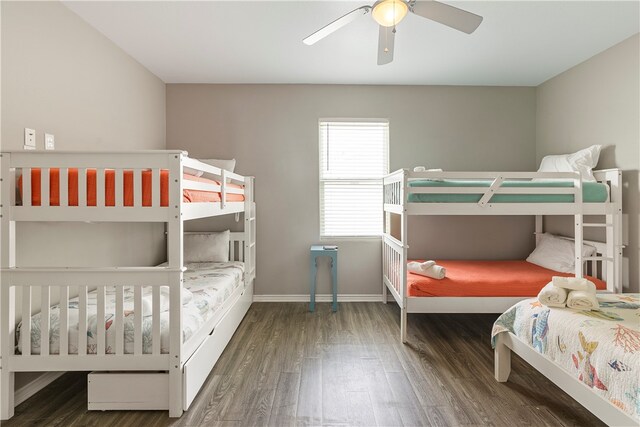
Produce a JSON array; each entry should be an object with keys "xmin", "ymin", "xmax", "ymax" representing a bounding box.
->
[
  {"xmin": 494, "ymin": 332, "xmax": 637, "ymax": 426},
  {"xmin": 0, "ymin": 150, "xmax": 256, "ymax": 419},
  {"xmin": 382, "ymin": 168, "xmax": 623, "ymax": 342}
]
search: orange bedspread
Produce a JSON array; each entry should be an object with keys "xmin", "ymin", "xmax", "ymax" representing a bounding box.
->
[
  {"xmin": 408, "ymin": 260, "xmax": 607, "ymax": 297},
  {"xmin": 18, "ymin": 168, "xmax": 244, "ymax": 207}
]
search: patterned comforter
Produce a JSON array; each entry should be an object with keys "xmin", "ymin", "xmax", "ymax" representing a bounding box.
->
[
  {"xmin": 492, "ymin": 293, "xmax": 640, "ymax": 421},
  {"xmin": 16, "ymin": 261, "xmax": 244, "ymax": 355}
]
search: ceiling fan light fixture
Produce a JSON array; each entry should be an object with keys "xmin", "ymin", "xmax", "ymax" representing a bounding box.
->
[{"xmin": 372, "ymin": 0, "xmax": 408, "ymax": 27}]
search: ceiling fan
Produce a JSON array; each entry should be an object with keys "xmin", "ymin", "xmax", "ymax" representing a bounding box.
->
[{"xmin": 303, "ymin": 0, "xmax": 483, "ymax": 65}]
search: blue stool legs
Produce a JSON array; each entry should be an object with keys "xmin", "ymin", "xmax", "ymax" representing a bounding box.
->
[
  {"xmin": 310, "ymin": 255, "xmax": 317, "ymax": 312},
  {"xmin": 330, "ymin": 255, "xmax": 337, "ymax": 312},
  {"xmin": 309, "ymin": 253, "xmax": 338, "ymax": 312}
]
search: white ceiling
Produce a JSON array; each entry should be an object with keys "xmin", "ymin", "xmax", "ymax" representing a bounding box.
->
[{"xmin": 63, "ymin": 1, "xmax": 639, "ymax": 86}]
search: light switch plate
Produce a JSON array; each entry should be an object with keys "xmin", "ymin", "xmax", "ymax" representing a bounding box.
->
[
  {"xmin": 45, "ymin": 133, "xmax": 55, "ymax": 150},
  {"xmin": 24, "ymin": 128, "xmax": 36, "ymax": 149}
]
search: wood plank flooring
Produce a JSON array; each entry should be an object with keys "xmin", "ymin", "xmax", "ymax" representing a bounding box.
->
[{"xmin": 4, "ymin": 302, "xmax": 604, "ymax": 426}]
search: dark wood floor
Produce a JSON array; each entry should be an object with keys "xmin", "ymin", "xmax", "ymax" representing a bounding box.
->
[{"xmin": 4, "ymin": 302, "xmax": 603, "ymax": 426}]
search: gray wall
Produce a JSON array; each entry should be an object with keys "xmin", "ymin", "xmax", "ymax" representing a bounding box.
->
[
  {"xmin": 536, "ymin": 34, "xmax": 640, "ymax": 291},
  {"xmin": 166, "ymin": 85, "xmax": 537, "ymax": 296},
  {"xmin": 1, "ymin": 1, "xmax": 167, "ymax": 269}
]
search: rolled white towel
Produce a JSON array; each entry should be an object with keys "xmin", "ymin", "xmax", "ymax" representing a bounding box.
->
[
  {"xmin": 408, "ymin": 260, "xmax": 436, "ymax": 270},
  {"xmin": 552, "ymin": 276, "xmax": 596, "ymax": 293},
  {"xmin": 413, "ymin": 166, "xmax": 427, "ymax": 172},
  {"xmin": 409, "ymin": 263, "xmax": 446, "ymax": 280},
  {"xmin": 407, "ymin": 261, "xmax": 422, "ymax": 272},
  {"xmin": 420, "ymin": 260, "xmax": 436, "ymax": 270},
  {"xmin": 425, "ymin": 265, "xmax": 446, "ymax": 279},
  {"xmin": 566, "ymin": 290, "xmax": 600, "ymax": 311},
  {"xmin": 537, "ymin": 282, "xmax": 567, "ymax": 308}
]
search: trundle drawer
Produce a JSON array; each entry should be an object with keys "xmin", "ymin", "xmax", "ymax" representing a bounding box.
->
[{"xmin": 88, "ymin": 372, "xmax": 169, "ymax": 410}]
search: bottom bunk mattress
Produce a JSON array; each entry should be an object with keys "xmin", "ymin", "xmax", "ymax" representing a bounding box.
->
[
  {"xmin": 16, "ymin": 261, "xmax": 244, "ymax": 355},
  {"xmin": 491, "ymin": 294, "xmax": 640, "ymax": 422},
  {"xmin": 407, "ymin": 260, "xmax": 606, "ymax": 297}
]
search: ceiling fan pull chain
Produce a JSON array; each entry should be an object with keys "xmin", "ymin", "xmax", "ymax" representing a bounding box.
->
[{"xmin": 384, "ymin": 27, "xmax": 389, "ymax": 53}]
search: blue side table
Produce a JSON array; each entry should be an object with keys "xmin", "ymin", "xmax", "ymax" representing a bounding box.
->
[{"xmin": 310, "ymin": 245, "xmax": 338, "ymax": 312}]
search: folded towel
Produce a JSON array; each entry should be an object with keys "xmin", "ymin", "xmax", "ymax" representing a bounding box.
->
[
  {"xmin": 408, "ymin": 260, "xmax": 436, "ymax": 271},
  {"xmin": 420, "ymin": 260, "xmax": 436, "ymax": 270},
  {"xmin": 566, "ymin": 290, "xmax": 600, "ymax": 311},
  {"xmin": 552, "ymin": 276, "xmax": 596, "ymax": 293},
  {"xmin": 413, "ymin": 166, "xmax": 427, "ymax": 172},
  {"xmin": 407, "ymin": 261, "xmax": 422, "ymax": 271},
  {"xmin": 537, "ymin": 282, "xmax": 567, "ymax": 307},
  {"xmin": 408, "ymin": 263, "xmax": 446, "ymax": 279}
]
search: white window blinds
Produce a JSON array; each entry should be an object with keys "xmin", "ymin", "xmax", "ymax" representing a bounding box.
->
[{"xmin": 319, "ymin": 120, "xmax": 389, "ymax": 237}]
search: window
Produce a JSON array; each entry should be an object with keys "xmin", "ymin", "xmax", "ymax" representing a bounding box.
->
[{"xmin": 319, "ymin": 120, "xmax": 389, "ymax": 237}]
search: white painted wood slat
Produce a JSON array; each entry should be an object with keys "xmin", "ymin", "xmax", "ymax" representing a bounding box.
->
[
  {"xmin": 115, "ymin": 169, "xmax": 123, "ymax": 207},
  {"xmin": 97, "ymin": 286, "xmax": 106, "ymax": 355},
  {"xmin": 59, "ymin": 168, "xmax": 68, "ymax": 207},
  {"xmin": 152, "ymin": 168, "xmax": 161, "ymax": 208},
  {"xmin": 134, "ymin": 168, "xmax": 142, "ymax": 207},
  {"xmin": 96, "ymin": 169, "xmax": 105, "ymax": 208},
  {"xmin": 152, "ymin": 286, "xmax": 161, "ymax": 355},
  {"xmin": 40, "ymin": 168, "xmax": 50, "ymax": 207},
  {"xmin": 115, "ymin": 286, "xmax": 124, "ymax": 355},
  {"xmin": 22, "ymin": 168, "xmax": 32, "ymax": 207},
  {"xmin": 40, "ymin": 286, "xmax": 50, "ymax": 356},
  {"xmin": 59, "ymin": 286, "xmax": 69, "ymax": 356},
  {"xmin": 78, "ymin": 286, "xmax": 87, "ymax": 356},
  {"xmin": 78, "ymin": 168, "xmax": 87, "ymax": 207},
  {"xmin": 134, "ymin": 286, "xmax": 143, "ymax": 356},
  {"xmin": 21, "ymin": 287, "xmax": 31, "ymax": 356}
]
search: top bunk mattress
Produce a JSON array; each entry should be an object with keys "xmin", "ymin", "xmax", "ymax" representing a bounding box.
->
[
  {"xmin": 407, "ymin": 180, "xmax": 608, "ymax": 203},
  {"xmin": 408, "ymin": 260, "xmax": 607, "ymax": 297},
  {"xmin": 16, "ymin": 261, "xmax": 245, "ymax": 355},
  {"xmin": 17, "ymin": 168, "xmax": 245, "ymax": 207}
]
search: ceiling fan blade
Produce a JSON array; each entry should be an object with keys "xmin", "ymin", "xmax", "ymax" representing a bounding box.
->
[
  {"xmin": 303, "ymin": 6, "xmax": 371, "ymax": 45},
  {"xmin": 377, "ymin": 25, "xmax": 395, "ymax": 65},
  {"xmin": 411, "ymin": 0, "xmax": 483, "ymax": 34}
]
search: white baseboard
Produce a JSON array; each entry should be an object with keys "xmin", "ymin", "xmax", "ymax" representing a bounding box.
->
[
  {"xmin": 253, "ymin": 294, "xmax": 383, "ymax": 302},
  {"xmin": 15, "ymin": 372, "xmax": 64, "ymax": 406}
]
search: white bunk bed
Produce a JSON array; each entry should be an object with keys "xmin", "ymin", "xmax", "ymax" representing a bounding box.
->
[
  {"xmin": 382, "ymin": 168, "xmax": 623, "ymax": 342},
  {"xmin": 0, "ymin": 150, "xmax": 256, "ymax": 419}
]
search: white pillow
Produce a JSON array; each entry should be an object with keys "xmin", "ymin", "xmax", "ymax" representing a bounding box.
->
[
  {"xmin": 184, "ymin": 230, "xmax": 230, "ymax": 263},
  {"xmin": 536, "ymin": 145, "xmax": 601, "ymax": 181},
  {"xmin": 526, "ymin": 233, "xmax": 597, "ymax": 273},
  {"xmin": 185, "ymin": 158, "xmax": 236, "ymax": 178}
]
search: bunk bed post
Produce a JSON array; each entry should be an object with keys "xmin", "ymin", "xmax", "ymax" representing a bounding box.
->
[
  {"xmin": 382, "ymin": 193, "xmax": 387, "ymax": 304},
  {"xmin": 400, "ymin": 170, "xmax": 408, "ymax": 344},
  {"xmin": 494, "ymin": 334, "xmax": 511, "ymax": 382},
  {"xmin": 608, "ymin": 170, "xmax": 623, "ymax": 292},
  {"xmin": 535, "ymin": 215, "xmax": 543, "ymax": 246},
  {"xmin": 168, "ymin": 152, "xmax": 184, "ymax": 418},
  {"xmin": 0, "ymin": 153, "xmax": 16, "ymax": 420},
  {"xmin": 574, "ymin": 175, "xmax": 583, "ymax": 278},
  {"xmin": 244, "ymin": 176, "xmax": 255, "ymax": 283}
]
